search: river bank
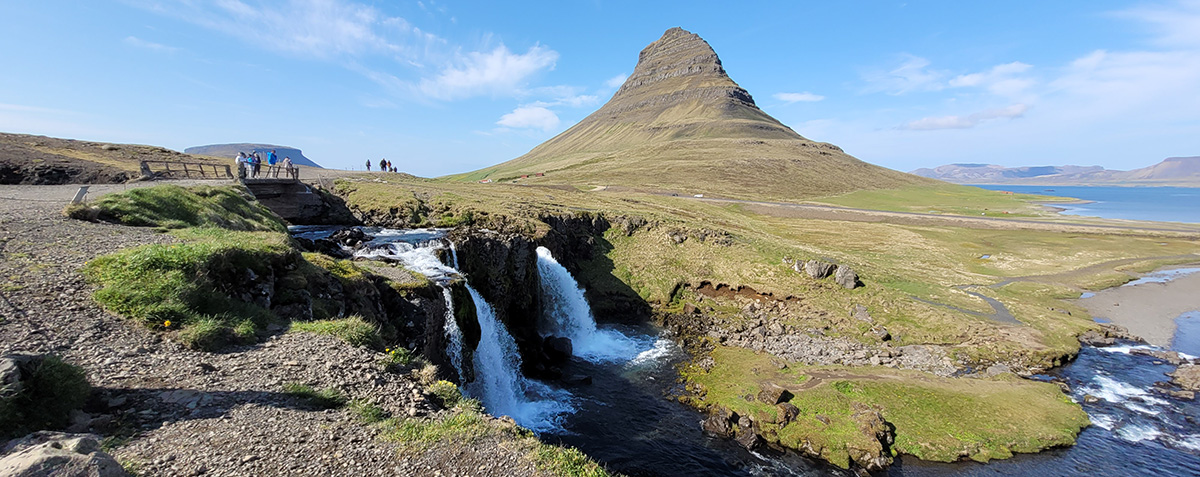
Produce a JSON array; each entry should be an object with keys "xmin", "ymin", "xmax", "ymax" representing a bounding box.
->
[{"xmin": 1079, "ymin": 266, "xmax": 1200, "ymax": 347}]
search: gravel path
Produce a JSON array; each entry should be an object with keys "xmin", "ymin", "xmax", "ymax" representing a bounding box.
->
[{"xmin": 0, "ymin": 183, "xmax": 552, "ymax": 476}]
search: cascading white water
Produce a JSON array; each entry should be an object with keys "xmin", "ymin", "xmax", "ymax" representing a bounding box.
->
[
  {"xmin": 441, "ymin": 287, "xmax": 466, "ymax": 381},
  {"xmin": 536, "ymin": 246, "xmax": 644, "ymax": 363},
  {"xmin": 465, "ymin": 286, "xmax": 572, "ymax": 432},
  {"xmin": 355, "ymin": 230, "xmax": 571, "ymax": 432}
]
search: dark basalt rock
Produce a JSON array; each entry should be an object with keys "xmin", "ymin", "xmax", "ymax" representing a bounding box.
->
[
  {"xmin": 757, "ymin": 385, "xmax": 793, "ymax": 405},
  {"xmin": 701, "ymin": 407, "xmax": 738, "ymax": 438},
  {"xmin": 544, "ymin": 336, "xmax": 573, "ymax": 364},
  {"xmin": 1078, "ymin": 329, "xmax": 1115, "ymax": 347}
]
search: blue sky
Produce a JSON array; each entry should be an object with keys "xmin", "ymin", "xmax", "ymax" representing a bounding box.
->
[{"xmin": 2, "ymin": 1, "xmax": 1198, "ymax": 175}]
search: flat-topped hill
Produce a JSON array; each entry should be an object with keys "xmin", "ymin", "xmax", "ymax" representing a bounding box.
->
[
  {"xmin": 453, "ymin": 27, "xmax": 933, "ymax": 201},
  {"xmin": 912, "ymin": 156, "xmax": 1200, "ymax": 186},
  {"xmin": 185, "ymin": 143, "xmax": 323, "ymax": 168}
]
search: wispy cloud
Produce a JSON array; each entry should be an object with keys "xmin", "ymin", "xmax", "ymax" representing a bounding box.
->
[
  {"xmin": 418, "ymin": 45, "xmax": 558, "ymax": 100},
  {"xmin": 862, "ymin": 54, "xmax": 945, "ymax": 95},
  {"xmin": 900, "ymin": 104, "xmax": 1029, "ymax": 130},
  {"xmin": 604, "ymin": 73, "xmax": 628, "ymax": 89},
  {"xmin": 123, "ymin": 36, "xmax": 180, "ymax": 53},
  {"xmin": 773, "ymin": 92, "xmax": 825, "ymax": 103},
  {"xmin": 1114, "ymin": 0, "xmax": 1200, "ymax": 48},
  {"xmin": 496, "ymin": 105, "xmax": 559, "ymax": 131}
]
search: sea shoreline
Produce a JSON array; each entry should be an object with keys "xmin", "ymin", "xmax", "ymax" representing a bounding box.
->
[{"xmin": 1078, "ymin": 265, "xmax": 1200, "ymax": 348}]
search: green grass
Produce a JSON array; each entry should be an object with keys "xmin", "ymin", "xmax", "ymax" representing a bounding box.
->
[
  {"xmin": 683, "ymin": 347, "xmax": 1089, "ymax": 466},
  {"xmin": 812, "ymin": 184, "xmax": 1062, "ymax": 218},
  {"xmin": 83, "ymin": 228, "xmax": 291, "ymax": 350},
  {"xmin": 289, "ymin": 316, "xmax": 382, "ymax": 348},
  {"xmin": 0, "ymin": 356, "xmax": 91, "ymax": 440},
  {"xmin": 348, "ymin": 399, "xmax": 388, "ymax": 424},
  {"xmin": 67, "ymin": 184, "xmax": 286, "ymax": 231},
  {"xmin": 282, "ymin": 383, "xmax": 348, "ymax": 409}
]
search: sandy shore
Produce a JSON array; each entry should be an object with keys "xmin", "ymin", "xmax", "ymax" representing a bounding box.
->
[{"xmin": 1079, "ymin": 266, "xmax": 1200, "ymax": 347}]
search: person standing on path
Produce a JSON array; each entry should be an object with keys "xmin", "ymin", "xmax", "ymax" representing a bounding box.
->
[
  {"xmin": 366, "ymin": 159, "xmax": 371, "ymax": 171},
  {"xmin": 251, "ymin": 153, "xmax": 262, "ymax": 178},
  {"xmin": 235, "ymin": 152, "xmax": 248, "ymax": 179}
]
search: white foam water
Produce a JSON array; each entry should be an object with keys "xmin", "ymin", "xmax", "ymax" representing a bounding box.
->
[
  {"xmin": 465, "ymin": 286, "xmax": 573, "ymax": 432},
  {"xmin": 631, "ymin": 337, "xmax": 677, "ymax": 367},
  {"xmin": 442, "ymin": 287, "xmax": 466, "ymax": 381},
  {"xmin": 536, "ymin": 246, "xmax": 645, "ymax": 363},
  {"xmin": 1116, "ymin": 423, "xmax": 1164, "ymax": 443}
]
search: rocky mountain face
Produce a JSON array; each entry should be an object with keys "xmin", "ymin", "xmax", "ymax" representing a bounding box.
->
[
  {"xmin": 462, "ymin": 27, "xmax": 931, "ymax": 202},
  {"xmin": 912, "ymin": 156, "xmax": 1200, "ymax": 185},
  {"xmin": 185, "ymin": 143, "xmax": 322, "ymax": 168}
]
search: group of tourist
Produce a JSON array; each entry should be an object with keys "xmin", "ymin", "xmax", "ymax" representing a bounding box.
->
[
  {"xmin": 367, "ymin": 158, "xmax": 396, "ymax": 173},
  {"xmin": 234, "ymin": 150, "xmax": 293, "ymax": 179}
]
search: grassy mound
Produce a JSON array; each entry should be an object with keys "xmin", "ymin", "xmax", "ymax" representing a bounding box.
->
[
  {"xmin": 684, "ymin": 347, "xmax": 1089, "ymax": 467},
  {"xmin": 289, "ymin": 316, "xmax": 381, "ymax": 348},
  {"xmin": 67, "ymin": 184, "xmax": 285, "ymax": 231},
  {"xmin": 83, "ymin": 227, "xmax": 293, "ymax": 350}
]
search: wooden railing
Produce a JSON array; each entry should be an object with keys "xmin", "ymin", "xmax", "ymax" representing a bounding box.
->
[
  {"xmin": 140, "ymin": 160, "xmax": 232, "ymax": 180},
  {"xmin": 244, "ymin": 164, "xmax": 300, "ymax": 181}
]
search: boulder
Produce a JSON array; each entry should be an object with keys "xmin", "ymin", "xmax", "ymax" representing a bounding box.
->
[
  {"xmin": 775, "ymin": 402, "xmax": 799, "ymax": 424},
  {"xmin": 1132, "ymin": 348, "xmax": 1188, "ymax": 366},
  {"xmin": 834, "ymin": 266, "xmax": 861, "ymax": 289},
  {"xmin": 804, "ymin": 260, "xmax": 835, "ymax": 279},
  {"xmin": 847, "ymin": 403, "xmax": 894, "ymax": 471},
  {"xmin": 851, "ymin": 304, "xmax": 873, "ymax": 323},
  {"xmin": 1078, "ymin": 330, "xmax": 1115, "ymax": 347},
  {"xmin": 562, "ymin": 374, "xmax": 592, "ymax": 386},
  {"xmin": 328, "ymin": 227, "xmax": 373, "ymax": 248},
  {"xmin": 0, "ymin": 432, "xmax": 128, "ymax": 477},
  {"xmin": 543, "ymin": 336, "xmax": 573, "ymax": 363},
  {"xmin": 734, "ymin": 429, "xmax": 763, "ymax": 450},
  {"xmin": 757, "ymin": 385, "xmax": 793, "ymax": 405},
  {"xmin": 701, "ymin": 407, "xmax": 738, "ymax": 438},
  {"xmin": 1171, "ymin": 364, "xmax": 1200, "ymax": 391}
]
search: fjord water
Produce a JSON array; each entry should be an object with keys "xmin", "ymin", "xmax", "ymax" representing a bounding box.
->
[{"xmin": 975, "ymin": 185, "xmax": 1200, "ymax": 223}]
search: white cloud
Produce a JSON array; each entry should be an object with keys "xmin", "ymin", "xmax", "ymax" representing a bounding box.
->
[
  {"xmin": 123, "ymin": 36, "xmax": 179, "ymax": 53},
  {"xmin": 496, "ymin": 105, "xmax": 559, "ymax": 131},
  {"xmin": 862, "ymin": 54, "xmax": 945, "ymax": 95},
  {"xmin": 948, "ymin": 61, "xmax": 1035, "ymax": 98},
  {"xmin": 605, "ymin": 73, "xmax": 628, "ymax": 89},
  {"xmin": 418, "ymin": 45, "xmax": 558, "ymax": 100},
  {"xmin": 1115, "ymin": 0, "xmax": 1200, "ymax": 48},
  {"xmin": 773, "ymin": 92, "xmax": 825, "ymax": 103},
  {"xmin": 900, "ymin": 104, "xmax": 1029, "ymax": 130}
]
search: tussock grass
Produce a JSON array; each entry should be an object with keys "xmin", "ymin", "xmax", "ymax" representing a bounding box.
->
[
  {"xmin": 289, "ymin": 316, "xmax": 381, "ymax": 348},
  {"xmin": 83, "ymin": 228, "xmax": 291, "ymax": 350},
  {"xmin": 0, "ymin": 356, "xmax": 91, "ymax": 439},
  {"xmin": 68, "ymin": 184, "xmax": 285, "ymax": 231}
]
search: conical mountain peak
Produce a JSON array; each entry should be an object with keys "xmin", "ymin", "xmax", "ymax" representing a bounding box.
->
[{"xmin": 460, "ymin": 28, "xmax": 931, "ymax": 201}]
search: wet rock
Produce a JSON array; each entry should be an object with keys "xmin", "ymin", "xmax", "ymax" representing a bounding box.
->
[
  {"xmin": 1132, "ymin": 348, "xmax": 1188, "ymax": 366},
  {"xmin": 562, "ymin": 374, "xmax": 592, "ymax": 386},
  {"xmin": 1083, "ymin": 394, "xmax": 1101, "ymax": 404},
  {"xmin": 0, "ymin": 432, "xmax": 128, "ymax": 477},
  {"xmin": 729, "ymin": 429, "xmax": 758, "ymax": 450},
  {"xmin": 1171, "ymin": 364, "xmax": 1200, "ymax": 391},
  {"xmin": 1078, "ymin": 330, "xmax": 1115, "ymax": 347},
  {"xmin": 701, "ymin": 407, "xmax": 738, "ymax": 438},
  {"xmin": 803, "ymin": 260, "xmax": 835, "ymax": 279},
  {"xmin": 834, "ymin": 266, "xmax": 861, "ymax": 289},
  {"xmin": 329, "ymin": 227, "xmax": 372, "ymax": 248},
  {"xmin": 757, "ymin": 385, "xmax": 793, "ymax": 405},
  {"xmin": 543, "ymin": 336, "xmax": 573, "ymax": 364}
]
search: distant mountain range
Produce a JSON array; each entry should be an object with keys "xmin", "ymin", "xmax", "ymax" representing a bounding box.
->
[
  {"xmin": 184, "ymin": 143, "xmax": 322, "ymax": 168},
  {"xmin": 911, "ymin": 156, "xmax": 1200, "ymax": 186}
]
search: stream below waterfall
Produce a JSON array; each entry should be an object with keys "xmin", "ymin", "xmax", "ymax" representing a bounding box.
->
[{"xmin": 290, "ymin": 225, "xmax": 1200, "ymax": 476}]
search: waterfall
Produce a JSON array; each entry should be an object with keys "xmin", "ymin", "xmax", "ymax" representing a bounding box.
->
[
  {"xmin": 354, "ymin": 229, "xmax": 571, "ymax": 432},
  {"xmin": 465, "ymin": 286, "xmax": 572, "ymax": 432},
  {"xmin": 441, "ymin": 287, "xmax": 466, "ymax": 381},
  {"xmin": 536, "ymin": 246, "xmax": 643, "ymax": 363}
]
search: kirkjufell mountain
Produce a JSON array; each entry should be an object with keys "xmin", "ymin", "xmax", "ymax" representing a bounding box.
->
[{"xmin": 458, "ymin": 27, "xmax": 932, "ymax": 201}]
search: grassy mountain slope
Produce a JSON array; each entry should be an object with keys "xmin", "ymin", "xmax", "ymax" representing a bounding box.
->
[{"xmin": 449, "ymin": 28, "xmax": 934, "ymax": 201}]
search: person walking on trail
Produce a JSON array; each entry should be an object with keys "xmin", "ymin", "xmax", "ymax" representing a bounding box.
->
[{"xmin": 365, "ymin": 159, "xmax": 371, "ymax": 171}]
